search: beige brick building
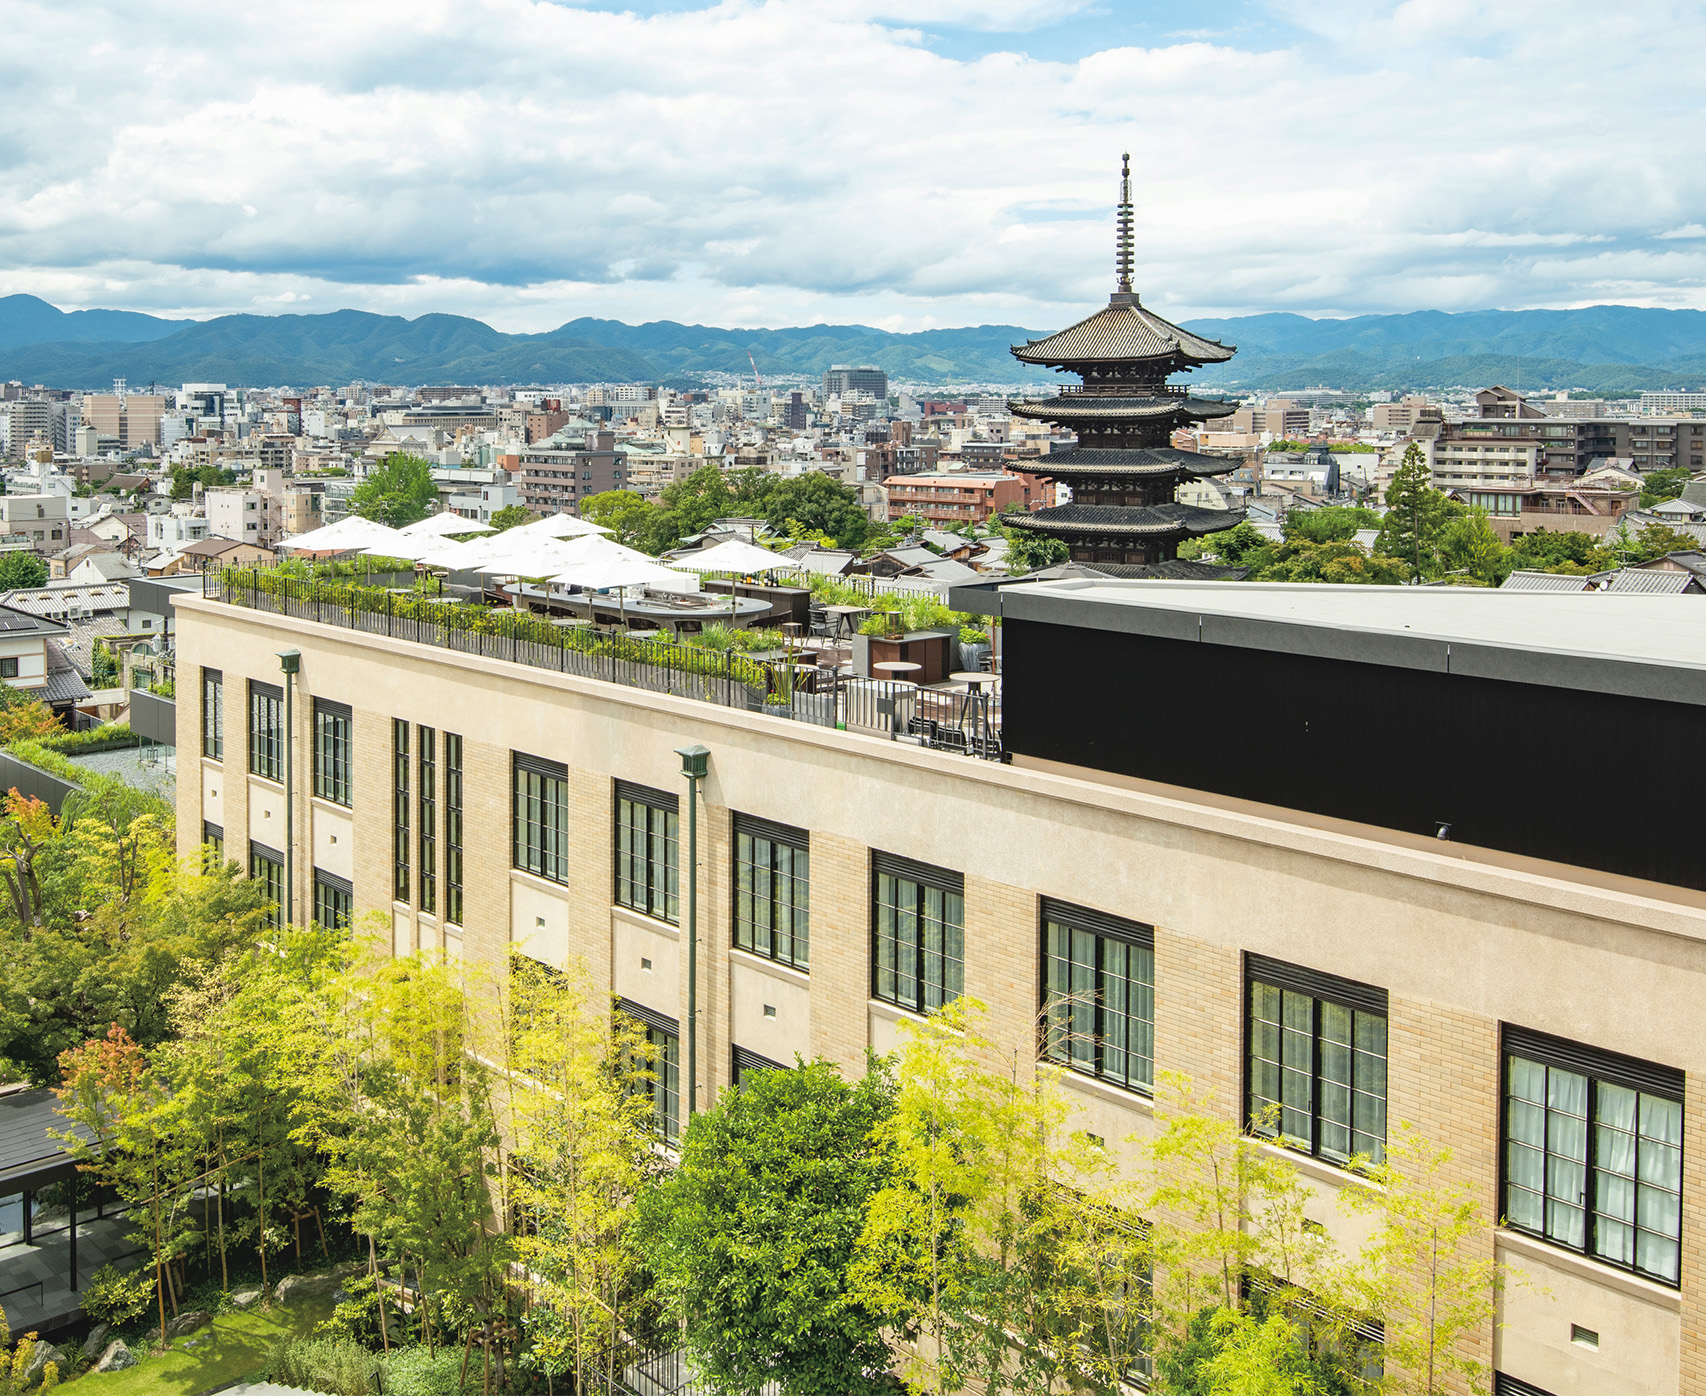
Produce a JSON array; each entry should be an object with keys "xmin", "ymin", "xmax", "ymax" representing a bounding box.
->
[{"xmin": 173, "ymin": 582, "xmax": 1706, "ymax": 1396}]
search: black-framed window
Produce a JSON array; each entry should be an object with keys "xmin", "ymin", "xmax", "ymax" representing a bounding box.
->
[
  {"xmin": 620, "ymin": 999, "xmax": 680, "ymax": 1145},
  {"xmin": 734, "ymin": 814, "xmax": 808, "ymax": 969},
  {"xmin": 203, "ymin": 820, "xmax": 224, "ymax": 862},
  {"xmin": 514, "ymin": 753, "xmax": 569, "ymax": 884},
  {"xmin": 314, "ymin": 870, "xmax": 352, "ymax": 929},
  {"xmin": 1246, "ymin": 955, "xmax": 1388, "ymax": 1168},
  {"xmin": 313, "ymin": 698, "xmax": 351, "ymax": 806},
  {"xmin": 202, "ymin": 668, "xmax": 224, "ymax": 759},
  {"xmin": 445, "ymin": 733, "xmax": 463, "ymax": 925},
  {"xmin": 250, "ymin": 841, "xmax": 284, "ymax": 928},
  {"xmin": 393, "ymin": 719, "xmax": 410, "ymax": 902},
  {"xmin": 1494, "ymin": 1375, "xmax": 1557, "ymax": 1396},
  {"xmin": 248, "ymin": 680, "xmax": 282, "ymax": 781},
  {"xmin": 1502, "ymin": 1024, "xmax": 1683, "ymax": 1287},
  {"xmin": 1041, "ymin": 899, "xmax": 1154, "ymax": 1095},
  {"xmin": 616, "ymin": 781, "xmax": 678, "ymax": 924},
  {"xmin": 732, "ymin": 1045, "xmax": 789, "ymax": 1093},
  {"xmin": 419, "ymin": 725, "xmax": 437, "ymax": 917},
  {"xmin": 872, "ymin": 852, "xmax": 963, "ymax": 1014}
]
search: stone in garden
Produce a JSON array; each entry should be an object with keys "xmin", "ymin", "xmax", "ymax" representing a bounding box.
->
[
  {"xmin": 22, "ymin": 1344, "xmax": 62, "ymax": 1384},
  {"xmin": 166, "ymin": 1310, "xmax": 209, "ymax": 1338},
  {"xmin": 274, "ymin": 1272, "xmax": 343, "ymax": 1305},
  {"xmin": 81, "ymin": 1325, "xmax": 111, "ymax": 1361},
  {"xmin": 94, "ymin": 1341, "xmax": 136, "ymax": 1373},
  {"xmin": 230, "ymin": 1288, "xmax": 263, "ymax": 1309}
]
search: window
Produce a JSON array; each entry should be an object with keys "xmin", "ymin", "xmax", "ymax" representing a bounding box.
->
[
  {"xmin": 393, "ymin": 719, "xmax": 410, "ymax": 902},
  {"xmin": 445, "ymin": 733, "xmax": 463, "ymax": 925},
  {"xmin": 203, "ymin": 820, "xmax": 224, "ymax": 862},
  {"xmin": 419, "ymin": 725, "xmax": 436, "ymax": 916},
  {"xmin": 202, "ymin": 669, "xmax": 224, "ymax": 759},
  {"xmin": 1042, "ymin": 899, "xmax": 1155, "ymax": 1095},
  {"xmin": 872, "ymin": 852, "xmax": 964, "ymax": 1014},
  {"xmin": 616, "ymin": 781, "xmax": 678, "ymax": 923},
  {"xmin": 314, "ymin": 871, "xmax": 352, "ymax": 929},
  {"xmin": 250, "ymin": 842, "xmax": 284, "ymax": 928},
  {"xmin": 734, "ymin": 814, "xmax": 809, "ymax": 969},
  {"xmin": 0, "ymin": 658, "xmax": 17, "ymax": 679},
  {"xmin": 1246, "ymin": 955, "xmax": 1388, "ymax": 1167},
  {"xmin": 1502, "ymin": 1024, "xmax": 1683, "ymax": 1286},
  {"xmin": 732, "ymin": 1045, "xmax": 788, "ymax": 1092},
  {"xmin": 248, "ymin": 680, "xmax": 283, "ymax": 781},
  {"xmin": 1494, "ymin": 1374, "xmax": 1559, "ymax": 1396},
  {"xmin": 313, "ymin": 699, "xmax": 351, "ymax": 805},
  {"xmin": 514, "ymin": 753, "xmax": 569, "ymax": 884},
  {"xmin": 620, "ymin": 999, "xmax": 680, "ymax": 1144}
]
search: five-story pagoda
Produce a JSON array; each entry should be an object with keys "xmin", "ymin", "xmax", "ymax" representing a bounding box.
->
[{"xmin": 1005, "ymin": 156, "xmax": 1244, "ymax": 571}]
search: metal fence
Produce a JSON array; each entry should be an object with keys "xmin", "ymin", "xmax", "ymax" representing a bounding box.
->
[{"xmin": 211, "ymin": 569, "xmax": 1002, "ymax": 761}]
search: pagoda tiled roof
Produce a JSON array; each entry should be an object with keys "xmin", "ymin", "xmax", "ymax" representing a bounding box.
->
[
  {"xmin": 1003, "ymin": 502, "xmax": 1242, "ymax": 538},
  {"xmin": 1012, "ymin": 293, "xmax": 1235, "ymax": 367},
  {"xmin": 1027, "ymin": 447, "xmax": 1240, "ymax": 478},
  {"xmin": 1008, "ymin": 394, "xmax": 1238, "ymax": 422}
]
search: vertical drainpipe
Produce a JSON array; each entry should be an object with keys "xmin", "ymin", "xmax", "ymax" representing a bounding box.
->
[
  {"xmin": 278, "ymin": 649, "xmax": 301, "ymax": 925},
  {"xmin": 675, "ymin": 744, "xmax": 710, "ymax": 1120}
]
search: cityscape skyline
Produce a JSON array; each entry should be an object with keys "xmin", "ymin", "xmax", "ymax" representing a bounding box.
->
[{"xmin": 2, "ymin": 1, "xmax": 1703, "ymax": 332}]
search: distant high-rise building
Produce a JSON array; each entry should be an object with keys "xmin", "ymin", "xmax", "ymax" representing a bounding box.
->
[{"xmin": 823, "ymin": 365, "xmax": 887, "ymax": 404}]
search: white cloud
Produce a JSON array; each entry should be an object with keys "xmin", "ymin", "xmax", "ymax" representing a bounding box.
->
[{"xmin": 0, "ymin": 0, "xmax": 1702, "ymax": 331}]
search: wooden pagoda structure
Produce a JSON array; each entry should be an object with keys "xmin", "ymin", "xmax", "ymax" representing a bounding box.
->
[{"xmin": 1005, "ymin": 156, "xmax": 1244, "ymax": 570}]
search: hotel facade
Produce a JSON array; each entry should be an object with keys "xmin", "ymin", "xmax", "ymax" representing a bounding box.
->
[{"xmin": 173, "ymin": 580, "xmax": 1706, "ymax": 1396}]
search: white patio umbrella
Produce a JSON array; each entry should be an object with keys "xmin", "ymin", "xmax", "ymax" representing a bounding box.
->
[
  {"xmin": 399, "ymin": 512, "xmax": 495, "ymax": 537},
  {"xmin": 549, "ymin": 552, "xmax": 694, "ymax": 626},
  {"xmin": 674, "ymin": 538, "xmax": 791, "ymax": 575},
  {"xmin": 278, "ymin": 515, "xmax": 412, "ymax": 553},
  {"xmin": 513, "ymin": 511, "xmax": 612, "ymax": 539}
]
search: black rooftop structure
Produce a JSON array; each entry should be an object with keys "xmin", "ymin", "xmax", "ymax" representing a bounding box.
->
[{"xmin": 1006, "ymin": 155, "xmax": 1243, "ymax": 568}]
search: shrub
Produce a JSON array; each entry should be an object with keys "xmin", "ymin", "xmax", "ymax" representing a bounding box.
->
[
  {"xmin": 266, "ymin": 1337, "xmax": 382, "ymax": 1396},
  {"xmin": 82, "ymin": 1264, "xmax": 155, "ymax": 1327},
  {"xmin": 39, "ymin": 1361, "xmax": 57, "ymax": 1393},
  {"xmin": 959, "ymin": 626, "xmax": 988, "ymax": 645}
]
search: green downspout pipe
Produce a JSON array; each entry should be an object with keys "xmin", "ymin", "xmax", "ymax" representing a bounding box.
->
[{"xmin": 675, "ymin": 744, "xmax": 710, "ymax": 1120}]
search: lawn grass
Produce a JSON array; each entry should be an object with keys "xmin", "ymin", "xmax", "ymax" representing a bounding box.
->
[{"xmin": 66, "ymin": 1298, "xmax": 335, "ymax": 1396}]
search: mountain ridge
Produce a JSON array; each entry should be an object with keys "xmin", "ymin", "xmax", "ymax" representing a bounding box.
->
[{"xmin": 2, "ymin": 294, "xmax": 1705, "ymax": 392}]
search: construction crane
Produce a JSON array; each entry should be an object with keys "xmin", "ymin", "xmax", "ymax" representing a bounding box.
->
[{"xmin": 746, "ymin": 350, "xmax": 765, "ymax": 394}]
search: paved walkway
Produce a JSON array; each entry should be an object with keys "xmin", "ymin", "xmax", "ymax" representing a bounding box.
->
[{"xmin": 0, "ymin": 1213, "xmax": 146, "ymax": 1334}]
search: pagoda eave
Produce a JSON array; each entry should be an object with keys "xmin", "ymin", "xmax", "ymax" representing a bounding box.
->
[
  {"xmin": 1007, "ymin": 396, "xmax": 1239, "ymax": 423},
  {"xmin": 1027, "ymin": 446, "xmax": 1243, "ymax": 481},
  {"xmin": 1005, "ymin": 503, "xmax": 1244, "ymax": 539}
]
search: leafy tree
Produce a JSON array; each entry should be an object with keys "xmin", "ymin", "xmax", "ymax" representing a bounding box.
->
[
  {"xmin": 1184, "ymin": 520, "xmax": 1268, "ymax": 567},
  {"xmin": 0, "ymin": 552, "xmax": 49, "ymax": 590},
  {"xmin": 0, "ymin": 684, "xmax": 61, "ymax": 743},
  {"xmin": 1284, "ymin": 506, "xmax": 1382, "ymax": 545},
  {"xmin": 1375, "ymin": 443, "xmax": 1457, "ymax": 580},
  {"xmin": 646, "ymin": 465, "xmax": 735, "ymax": 552},
  {"xmin": 506, "ymin": 955, "xmax": 654, "ymax": 1394},
  {"xmin": 580, "ymin": 490, "xmax": 662, "ymax": 550},
  {"xmin": 1626, "ymin": 520, "xmax": 1701, "ymax": 563},
  {"xmin": 1437, "ymin": 508, "xmax": 1509, "ymax": 585},
  {"xmin": 1255, "ymin": 539, "xmax": 1409, "ymax": 585},
  {"xmin": 487, "ymin": 505, "xmax": 534, "ymax": 532},
  {"xmin": 638, "ymin": 1056, "xmax": 902, "ymax": 1396},
  {"xmin": 761, "ymin": 473, "xmax": 870, "ymax": 548},
  {"xmin": 1340, "ymin": 1123, "xmax": 1505, "ymax": 1396},
  {"xmin": 1507, "ymin": 528, "xmax": 1614, "ymax": 575},
  {"xmin": 349, "ymin": 452, "xmax": 439, "ymax": 528},
  {"xmin": 1639, "ymin": 466, "xmax": 1694, "ymax": 510}
]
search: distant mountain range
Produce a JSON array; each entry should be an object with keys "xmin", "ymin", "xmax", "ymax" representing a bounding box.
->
[{"xmin": 3, "ymin": 292, "xmax": 1706, "ymax": 393}]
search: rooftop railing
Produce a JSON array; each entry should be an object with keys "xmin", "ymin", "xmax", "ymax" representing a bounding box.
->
[{"xmin": 206, "ymin": 568, "xmax": 1002, "ymax": 761}]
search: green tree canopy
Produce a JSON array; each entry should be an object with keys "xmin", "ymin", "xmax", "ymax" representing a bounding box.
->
[
  {"xmin": 1639, "ymin": 466, "xmax": 1694, "ymax": 510},
  {"xmin": 1283, "ymin": 505, "xmax": 1382, "ymax": 545},
  {"xmin": 761, "ymin": 472, "xmax": 870, "ymax": 549},
  {"xmin": 581, "ymin": 490, "xmax": 664, "ymax": 550},
  {"xmin": 1508, "ymin": 528, "xmax": 1615, "ymax": 575},
  {"xmin": 636, "ymin": 1057, "xmax": 901, "ymax": 1396},
  {"xmin": 348, "ymin": 452, "xmax": 440, "ymax": 528},
  {"xmin": 0, "ymin": 551, "xmax": 49, "ymax": 589},
  {"xmin": 1437, "ymin": 508, "xmax": 1509, "ymax": 585},
  {"xmin": 487, "ymin": 504, "xmax": 535, "ymax": 532}
]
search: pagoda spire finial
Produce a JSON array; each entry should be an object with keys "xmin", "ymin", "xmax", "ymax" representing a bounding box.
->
[{"xmin": 1115, "ymin": 152, "xmax": 1134, "ymax": 294}]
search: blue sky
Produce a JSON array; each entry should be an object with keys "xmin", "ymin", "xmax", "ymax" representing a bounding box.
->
[{"xmin": 1, "ymin": 0, "xmax": 1703, "ymax": 330}]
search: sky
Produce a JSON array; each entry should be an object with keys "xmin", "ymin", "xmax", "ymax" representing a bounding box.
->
[{"xmin": 2, "ymin": 0, "xmax": 1704, "ymax": 333}]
